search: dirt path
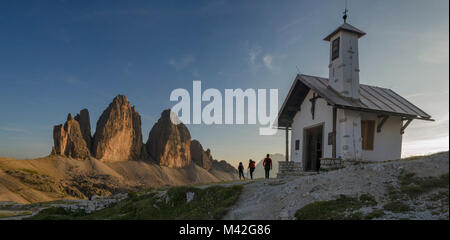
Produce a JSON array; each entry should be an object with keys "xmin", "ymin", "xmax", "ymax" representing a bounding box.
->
[{"xmin": 223, "ymin": 152, "xmax": 449, "ymax": 220}]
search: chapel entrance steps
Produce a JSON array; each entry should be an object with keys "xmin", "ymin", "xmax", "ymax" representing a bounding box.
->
[
  {"xmin": 277, "ymin": 158, "xmax": 345, "ymax": 178},
  {"xmin": 277, "ymin": 161, "xmax": 317, "ymax": 178}
]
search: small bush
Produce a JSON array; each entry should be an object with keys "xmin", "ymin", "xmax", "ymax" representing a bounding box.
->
[
  {"xmin": 359, "ymin": 194, "xmax": 377, "ymax": 206},
  {"xmin": 295, "ymin": 194, "xmax": 377, "ymax": 220},
  {"xmin": 127, "ymin": 191, "xmax": 138, "ymax": 199}
]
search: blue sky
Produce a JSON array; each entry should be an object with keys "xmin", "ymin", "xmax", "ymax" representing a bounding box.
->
[{"xmin": 0, "ymin": 0, "xmax": 448, "ymax": 166}]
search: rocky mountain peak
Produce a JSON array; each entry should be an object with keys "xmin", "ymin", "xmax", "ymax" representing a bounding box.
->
[
  {"xmin": 190, "ymin": 140, "xmax": 212, "ymax": 170},
  {"xmin": 146, "ymin": 109, "xmax": 191, "ymax": 168},
  {"xmin": 74, "ymin": 109, "xmax": 92, "ymax": 150},
  {"xmin": 92, "ymin": 94, "xmax": 144, "ymax": 162},
  {"xmin": 52, "ymin": 112, "xmax": 91, "ymax": 159},
  {"xmin": 49, "ymin": 95, "xmax": 236, "ymax": 177}
]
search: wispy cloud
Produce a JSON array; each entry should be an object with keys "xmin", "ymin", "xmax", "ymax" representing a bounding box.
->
[
  {"xmin": 405, "ymin": 90, "xmax": 449, "ymax": 99},
  {"xmin": 279, "ymin": 18, "xmax": 304, "ymax": 33},
  {"xmin": 263, "ymin": 55, "xmax": 273, "ymax": 70},
  {"xmin": 247, "ymin": 45, "xmax": 281, "ymax": 73},
  {"xmin": 263, "ymin": 54, "xmax": 282, "ymax": 72},
  {"xmin": 247, "ymin": 45, "xmax": 262, "ymax": 72},
  {"xmin": 168, "ymin": 55, "xmax": 196, "ymax": 71},
  {"xmin": 278, "ymin": 18, "xmax": 305, "ymax": 46}
]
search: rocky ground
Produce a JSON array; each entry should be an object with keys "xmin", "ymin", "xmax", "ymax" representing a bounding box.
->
[
  {"xmin": 0, "ymin": 193, "xmax": 128, "ymax": 220},
  {"xmin": 224, "ymin": 151, "xmax": 449, "ymax": 220},
  {"xmin": 1, "ymin": 151, "xmax": 447, "ymax": 220}
]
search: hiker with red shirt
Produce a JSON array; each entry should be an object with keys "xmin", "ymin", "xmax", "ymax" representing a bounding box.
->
[
  {"xmin": 263, "ymin": 154, "xmax": 272, "ymax": 179},
  {"xmin": 248, "ymin": 159, "xmax": 256, "ymax": 180}
]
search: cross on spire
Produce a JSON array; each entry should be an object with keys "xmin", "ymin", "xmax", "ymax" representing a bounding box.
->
[
  {"xmin": 343, "ymin": 8, "xmax": 348, "ymax": 23},
  {"xmin": 343, "ymin": 0, "xmax": 349, "ymax": 23}
]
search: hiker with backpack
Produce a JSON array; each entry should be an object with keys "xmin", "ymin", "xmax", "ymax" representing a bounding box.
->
[
  {"xmin": 263, "ymin": 154, "xmax": 272, "ymax": 179},
  {"xmin": 248, "ymin": 159, "xmax": 256, "ymax": 180},
  {"xmin": 238, "ymin": 162, "xmax": 245, "ymax": 180}
]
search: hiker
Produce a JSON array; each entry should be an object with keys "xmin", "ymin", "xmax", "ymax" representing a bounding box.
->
[
  {"xmin": 263, "ymin": 154, "xmax": 272, "ymax": 179},
  {"xmin": 248, "ymin": 159, "xmax": 256, "ymax": 180},
  {"xmin": 238, "ymin": 162, "xmax": 245, "ymax": 180}
]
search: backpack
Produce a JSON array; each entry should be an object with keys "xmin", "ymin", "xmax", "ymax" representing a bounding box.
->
[{"xmin": 249, "ymin": 161, "xmax": 255, "ymax": 168}]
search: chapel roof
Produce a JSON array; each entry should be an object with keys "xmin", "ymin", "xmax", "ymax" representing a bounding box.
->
[
  {"xmin": 277, "ymin": 74, "xmax": 433, "ymax": 128},
  {"xmin": 323, "ymin": 22, "xmax": 366, "ymax": 41}
]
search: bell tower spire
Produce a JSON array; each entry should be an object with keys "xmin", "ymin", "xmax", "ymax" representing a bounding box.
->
[
  {"xmin": 343, "ymin": 3, "xmax": 348, "ymax": 23},
  {"xmin": 323, "ymin": 9, "xmax": 365, "ymax": 100}
]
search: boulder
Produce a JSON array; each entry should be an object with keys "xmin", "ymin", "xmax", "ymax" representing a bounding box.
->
[
  {"xmin": 92, "ymin": 95, "xmax": 144, "ymax": 162},
  {"xmin": 52, "ymin": 113, "xmax": 91, "ymax": 159},
  {"xmin": 190, "ymin": 140, "xmax": 212, "ymax": 170},
  {"xmin": 146, "ymin": 110, "xmax": 191, "ymax": 168}
]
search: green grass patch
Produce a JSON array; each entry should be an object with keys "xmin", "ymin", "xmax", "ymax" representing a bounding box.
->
[
  {"xmin": 294, "ymin": 194, "xmax": 377, "ymax": 220},
  {"xmin": 383, "ymin": 201, "xmax": 411, "ymax": 213},
  {"xmin": 364, "ymin": 209, "xmax": 385, "ymax": 220},
  {"xmin": 382, "ymin": 172, "xmax": 449, "ymax": 216},
  {"xmin": 429, "ymin": 191, "xmax": 449, "ymax": 208},
  {"xmin": 398, "ymin": 172, "xmax": 449, "ymax": 198},
  {"xmin": 27, "ymin": 185, "xmax": 243, "ymax": 220},
  {"xmin": 359, "ymin": 193, "xmax": 377, "ymax": 206},
  {"xmin": 0, "ymin": 211, "xmax": 33, "ymax": 219},
  {"xmin": 27, "ymin": 207, "xmax": 88, "ymax": 220}
]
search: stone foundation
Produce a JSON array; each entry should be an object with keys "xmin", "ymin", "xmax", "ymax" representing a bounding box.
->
[
  {"xmin": 320, "ymin": 158, "xmax": 344, "ymax": 170},
  {"xmin": 277, "ymin": 161, "xmax": 306, "ymax": 178}
]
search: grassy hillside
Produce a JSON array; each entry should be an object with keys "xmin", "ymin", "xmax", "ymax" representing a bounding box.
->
[
  {"xmin": 294, "ymin": 173, "xmax": 449, "ymax": 220},
  {"xmin": 0, "ymin": 155, "xmax": 238, "ymax": 204},
  {"xmin": 27, "ymin": 185, "xmax": 243, "ymax": 220}
]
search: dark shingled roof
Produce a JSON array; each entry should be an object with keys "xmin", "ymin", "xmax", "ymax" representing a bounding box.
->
[
  {"xmin": 277, "ymin": 74, "xmax": 433, "ymax": 128},
  {"xmin": 323, "ymin": 23, "xmax": 366, "ymax": 41}
]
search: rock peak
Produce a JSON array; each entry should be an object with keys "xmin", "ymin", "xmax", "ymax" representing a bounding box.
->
[
  {"xmin": 92, "ymin": 94, "xmax": 144, "ymax": 162},
  {"xmin": 53, "ymin": 111, "xmax": 90, "ymax": 159},
  {"xmin": 112, "ymin": 94, "xmax": 128, "ymax": 105},
  {"xmin": 190, "ymin": 139, "xmax": 212, "ymax": 170},
  {"xmin": 74, "ymin": 109, "xmax": 92, "ymax": 150},
  {"xmin": 146, "ymin": 109, "xmax": 191, "ymax": 168}
]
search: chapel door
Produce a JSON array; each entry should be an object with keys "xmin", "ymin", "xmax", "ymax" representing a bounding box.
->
[{"xmin": 305, "ymin": 125, "xmax": 323, "ymax": 171}]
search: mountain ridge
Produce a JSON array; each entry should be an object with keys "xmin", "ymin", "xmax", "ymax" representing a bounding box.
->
[{"xmin": 0, "ymin": 94, "xmax": 238, "ymax": 204}]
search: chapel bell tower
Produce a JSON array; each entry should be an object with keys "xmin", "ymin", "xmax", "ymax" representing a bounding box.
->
[{"xmin": 324, "ymin": 9, "xmax": 365, "ymax": 100}]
